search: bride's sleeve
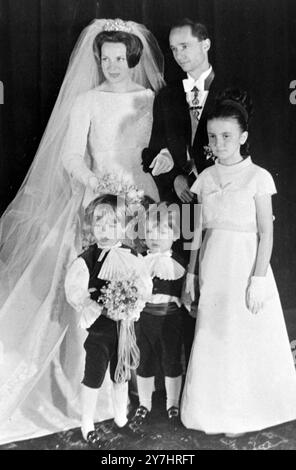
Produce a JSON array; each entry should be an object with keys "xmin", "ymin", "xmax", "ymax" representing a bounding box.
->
[
  {"xmin": 62, "ymin": 94, "xmax": 95, "ymax": 186},
  {"xmin": 64, "ymin": 257, "xmax": 90, "ymax": 310}
]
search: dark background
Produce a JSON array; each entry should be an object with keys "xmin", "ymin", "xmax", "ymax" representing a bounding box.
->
[{"xmin": 0, "ymin": 0, "xmax": 296, "ymax": 316}]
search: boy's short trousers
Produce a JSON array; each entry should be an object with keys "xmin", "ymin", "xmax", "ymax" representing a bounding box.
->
[
  {"xmin": 82, "ymin": 315, "xmax": 119, "ymax": 388},
  {"xmin": 136, "ymin": 303, "xmax": 184, "ymax": 378}
]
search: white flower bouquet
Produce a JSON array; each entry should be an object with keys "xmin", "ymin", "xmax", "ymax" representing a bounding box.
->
[
  {"xmin": 99, "ymin": 274, "xmax": 146, "ymax": 322},
  {"xmin": 98, "ymin": 270, "xmax": 149, "ymax": 383}
]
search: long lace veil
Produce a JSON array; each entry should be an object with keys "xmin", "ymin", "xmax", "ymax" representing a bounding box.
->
[{"xmin": 0, "ymin": 18, "xmax": 164, "ymax": 439}]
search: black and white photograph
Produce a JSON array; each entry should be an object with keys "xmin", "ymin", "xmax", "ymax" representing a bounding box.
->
[{"xmin": 0, "ymin": 0, "xmax": 296, "ymax": 454}]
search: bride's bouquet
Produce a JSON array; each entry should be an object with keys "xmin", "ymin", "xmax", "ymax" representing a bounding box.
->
[
  {"xmin": 94, "ymin": 170, "xmax": 144, "ymax": 212},
  {"xmin": 82, "ymin": 170, "xmax": 147, "ymax": 251}
]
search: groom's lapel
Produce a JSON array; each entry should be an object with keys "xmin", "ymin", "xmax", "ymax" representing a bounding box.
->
[
  {"xmin": 170, "ymin": 80, "xmax": 191, "ymax": 143},
  {"xmin": 192, "ymin": 70, "xmax": 216, "ymax": 149}
]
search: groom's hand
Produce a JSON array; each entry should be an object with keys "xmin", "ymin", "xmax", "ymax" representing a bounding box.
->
[
  {"xmin": 174, "ymin": 175, "xmax": 194, "ymax": 202},
  {"xmin": 149, "ymin": 148, "xmax": 174, "ymax": 176}
]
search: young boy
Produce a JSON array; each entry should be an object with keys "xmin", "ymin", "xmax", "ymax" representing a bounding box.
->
[
  {"xmin": 129, "ymin": 202, "xmax": 186, "ymax": 430},
  {"xmin": 65, "ymin": 194, "xmax": 151, "ymax": 448}
]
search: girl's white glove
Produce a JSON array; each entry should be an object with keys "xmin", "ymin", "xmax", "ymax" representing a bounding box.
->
[
  {"xmin": 246, "ymin": 276, "xmax": 266, "ymax": 315},
  {"xmin": 79, "ymin": 298, "xmax": 103, "ymax": 329},
  {"xmin": 88, "ymin": 175, "xmax": 100, "ymax": 193},
  {"xmin": 185, "ymin": 272, "xmax": 198, "ymax": 301}
]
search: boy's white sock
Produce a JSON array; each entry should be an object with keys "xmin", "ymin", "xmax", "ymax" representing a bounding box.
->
[
  {"xmin": 112, "ymin": 381, "xmax": 129, "ymax": 428},
  {"xmin": 81, "ymin": 385, "xmax": 98, "ymax": 440},
  {"xmin": 81, "ymin": 418, "xmax": 95, "ymax": 440},
  {"xmin": 136, "ymin": 375, "xmax": 155, "ymax": 411},
  {"xmin": 165, "ymin": 375, "xmax": 182, "ymax": 410}
]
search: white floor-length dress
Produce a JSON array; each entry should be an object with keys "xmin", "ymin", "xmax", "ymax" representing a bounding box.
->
[
  {"xmin": 181, "ymin": 157, "xmax": 296, "ymax": 434},
  {"xmin": 0, "ymin": 88, "xmax": 158, "ymax": 445}
]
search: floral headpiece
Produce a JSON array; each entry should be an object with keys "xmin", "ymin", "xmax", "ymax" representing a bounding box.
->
[
  {"xmin": 103, "ymin": 18, "xmax": 133, "ymax": 34},
  {"xmin": 203, "ymin": 145, "xmax": 217, "ymax": 162}
]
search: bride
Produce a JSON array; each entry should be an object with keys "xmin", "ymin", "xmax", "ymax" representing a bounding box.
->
[{"xmin": 0, "ymin": 18, "xmax": 164, "ymax": 444}]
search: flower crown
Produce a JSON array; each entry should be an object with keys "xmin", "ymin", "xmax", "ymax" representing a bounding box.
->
[{"xmin": 103, "ymin": 18, "xmax": 133, "ymax": 34}]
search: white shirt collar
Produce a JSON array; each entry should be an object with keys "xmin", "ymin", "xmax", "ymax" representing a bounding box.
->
[
  {"xmin": 146, "ymin": 249, "xmax": 172, "ymax": 257},
  {"xmin": 183, "ymin": 66, "xmax": 213, "ymax": 93},
  {"xmin": 144, "ymin": 250, "xmax": 185, "ymax": 280}
]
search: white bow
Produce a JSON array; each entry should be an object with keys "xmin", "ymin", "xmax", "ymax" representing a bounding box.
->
[
  {"xmin": 98, "ymin": 246, "xmax": 153, "ymax": 297},
  {"xmin": 183, "ymin": 76, "xmax": 204, "ymax": 94},
  {"xmin": 144, "ymin": 251, "xmax": 185, "ymax": 280},
  {"xmin": 98, "ymin": 246, "xmax": 138, "ymax": 280}
]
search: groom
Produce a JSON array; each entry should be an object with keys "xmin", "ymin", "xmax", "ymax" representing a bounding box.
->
[
  {"xmin": 142, "ymin": 18, "xmax": 225, "ymax": 202},
  {"xmin": 142, "ymin": 19, "xmax": 226, "ymax": 366}
]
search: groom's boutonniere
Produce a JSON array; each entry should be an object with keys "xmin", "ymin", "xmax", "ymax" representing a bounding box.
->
[{"xmin": 203, "ymin": 145, "xmax": 217, "ymax": 162}]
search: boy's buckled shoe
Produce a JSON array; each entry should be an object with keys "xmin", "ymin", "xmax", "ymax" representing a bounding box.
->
[
  {"xmin": 85, "ymin": 429, "xmax": 111, "ymax": 449},
  {"xmin": 130, "ymin": 405, "xmax": 150, "ymax": 426},
  {"xmin": 167, "ymin": 406, "xmax": 180, "ymax": 429}
]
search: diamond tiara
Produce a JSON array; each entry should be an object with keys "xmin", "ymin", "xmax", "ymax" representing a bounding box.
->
[{"xmin": 103, "ymin": 18, "xmax": 133, "ymax": 33}]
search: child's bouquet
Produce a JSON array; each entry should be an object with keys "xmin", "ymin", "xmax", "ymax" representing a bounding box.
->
[
  {"xmin": 98, "ymin": 270, "xmax": 149, "ymax": 383},
  {"xmin": 99, "ymin": 275, "xmax": 145, "ymax": 322}
]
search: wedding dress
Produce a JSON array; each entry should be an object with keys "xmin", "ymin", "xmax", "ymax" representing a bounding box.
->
[
  {"xmin": 63, "ymin": 87, "xmax": 159, "ymax": 207},
  {"xmin": 0, "ymin": 18, "xmax": 164, "ymax": 445}
]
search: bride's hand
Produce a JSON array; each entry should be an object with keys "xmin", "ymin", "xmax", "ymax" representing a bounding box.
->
[{"xmin": 88, "ymin": 175, "xmax": 99, "ymax": 193}]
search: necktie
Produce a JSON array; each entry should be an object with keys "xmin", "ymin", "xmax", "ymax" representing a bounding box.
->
[{"xmin": 190, "ymin": 86, "xmax": 202, "ymax": 120}]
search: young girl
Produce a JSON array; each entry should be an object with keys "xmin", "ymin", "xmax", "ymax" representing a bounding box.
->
[
  {"xmin": 181, "ymin": 90, "xmax": 296, "ymax": 436},
  {"xmin": 65, "ymin": 194, "xmax": 152, "ymax": 447},
  {"xmin": 129, "ymin": 202, "xmax": 186, "ymax": 430}
]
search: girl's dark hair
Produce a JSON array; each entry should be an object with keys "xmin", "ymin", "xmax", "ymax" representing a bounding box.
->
[
  {"xmin": 93, "ymin": 31, "xmax": 143, "ymax": 68},
  {"xmin": 207, "ymin": 88, "xmax": 253, "ymax": 157},
  {"xmin": 82, "ymin": 194, "xmax": 126, "ymax": 249}
]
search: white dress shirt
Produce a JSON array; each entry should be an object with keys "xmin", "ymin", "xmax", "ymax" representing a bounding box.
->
[
  {"xmin": 182, "ymin": 66, "xmax": 213, "ymax": 110},
  {"xmin": 182, "ymin": 66, "xmax": 213, "ymax": 152}
]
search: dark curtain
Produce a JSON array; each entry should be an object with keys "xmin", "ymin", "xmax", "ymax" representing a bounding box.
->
[{"xmin": 0, "ymin": 0, "xmax": 296, "ymax": 315}]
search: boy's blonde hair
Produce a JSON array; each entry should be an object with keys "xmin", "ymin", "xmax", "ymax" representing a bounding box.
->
[{"xmin": 82, "ymin": 194, "xmax": 127, "ymax": 249}]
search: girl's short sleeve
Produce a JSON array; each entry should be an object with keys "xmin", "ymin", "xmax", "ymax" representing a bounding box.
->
[
  {"xmin": 190, "ymin": 173, "xmax": 204, "ymax": 198},
  {"xmin": 255, "ymin": 168, "xmax": 277, "ymax": 197}
]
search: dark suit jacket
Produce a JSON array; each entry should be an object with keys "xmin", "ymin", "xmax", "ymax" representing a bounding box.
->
[{"xmin": 142, "ymin": 70, "xmax": 225, "ymax": 201}]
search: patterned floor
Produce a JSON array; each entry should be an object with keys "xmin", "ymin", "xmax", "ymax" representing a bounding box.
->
[{"xmin": 1, "ymin": 391, "xmax": 296, "ymax": 451}]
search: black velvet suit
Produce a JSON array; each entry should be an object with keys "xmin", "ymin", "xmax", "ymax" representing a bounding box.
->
[{"xmin": 142, "ymin": 70, "xmax": 224, "ymax": 201}]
